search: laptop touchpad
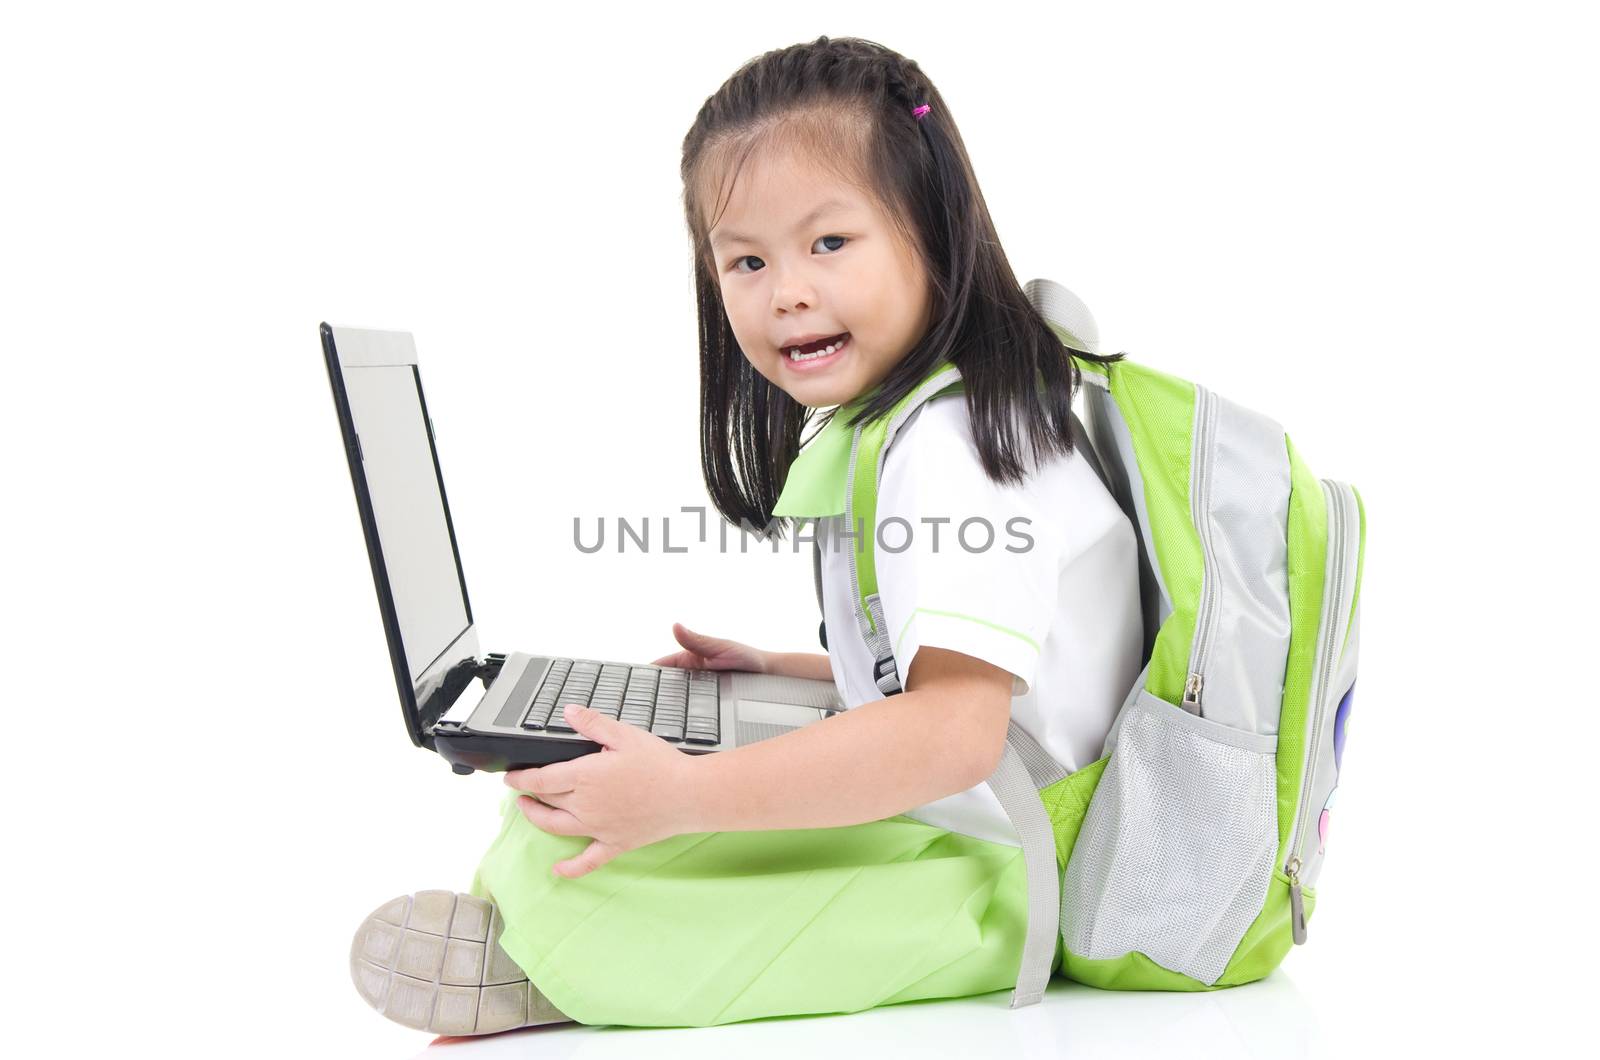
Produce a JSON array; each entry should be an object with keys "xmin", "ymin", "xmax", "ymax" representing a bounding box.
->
[{"xmin": 738, "ymin": 700, "xmax": 826, "ymax": 726}]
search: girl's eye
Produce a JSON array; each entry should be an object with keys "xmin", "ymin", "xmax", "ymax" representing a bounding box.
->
[{"xmin": 729, "ymin": 234, "xmax": 849, "ymax": 275}]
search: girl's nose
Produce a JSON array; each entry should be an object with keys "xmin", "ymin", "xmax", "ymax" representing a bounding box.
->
[
  {"xmin": 771, "ymin": 266, "xmax": 820, "ymax": 314},
  {"xmin": 774, "ymin": 288, "xmax": 818, "ymax": 315}
]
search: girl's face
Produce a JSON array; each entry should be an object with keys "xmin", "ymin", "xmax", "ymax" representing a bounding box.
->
[{"xmin": 708, "ymin": 147, "xmax": 932, "ymax": 409}]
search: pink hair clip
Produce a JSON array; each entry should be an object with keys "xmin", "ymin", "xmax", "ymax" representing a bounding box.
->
[{"xmin": 912, "ymin": 103, "xmax": 931, "ymax": 120}]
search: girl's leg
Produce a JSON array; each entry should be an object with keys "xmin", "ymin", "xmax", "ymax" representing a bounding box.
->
[
  {"xmin": 474, "ymin": 790, "xmax": 1036, "ymax": 1029},
  {"xmin": 350, "ymin": 888, "xmax": 575, "ymax": 1035}
]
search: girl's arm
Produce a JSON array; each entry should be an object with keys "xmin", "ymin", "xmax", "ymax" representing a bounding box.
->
[
  {"xmin": 760, "ymin": 650, "xmax": 834, "ymax": 682},
  {"xmin": 682, "ymin": 646, "xmax": 1013, "ymax": 832}
]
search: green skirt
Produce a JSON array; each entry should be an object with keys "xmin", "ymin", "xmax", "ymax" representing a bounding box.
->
[{"xmin": 468, "ymin": 790, "xmax": 1052, "ymax": 1028}]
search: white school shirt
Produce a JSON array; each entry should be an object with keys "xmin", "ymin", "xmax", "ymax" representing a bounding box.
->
[{"xmin": 793, "ymin": 389, "xmax": 1144, "ymax": 849}]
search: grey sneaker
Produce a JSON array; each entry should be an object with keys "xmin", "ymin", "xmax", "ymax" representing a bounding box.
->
[{"xmin": 350, "ymin": 890, "xmax": 573, "ymax": 1035}]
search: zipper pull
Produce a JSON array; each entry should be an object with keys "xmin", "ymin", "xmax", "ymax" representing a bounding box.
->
[
  {"xmin": 1285, "ymin": 856, "xmax": 1307, "ymax": 945},
  {"xmin": 1181, "ymin": 672, "xmax": 1204, "ymax": 712}
]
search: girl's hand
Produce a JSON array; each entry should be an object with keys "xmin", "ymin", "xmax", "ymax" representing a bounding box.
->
[
  {"xmin": 649, "ymin": 622, "xmax": 769, "ymax": 673},
  {"xmin": 504, "ymin": 704, "xmax": 700, "ymax": 879}
]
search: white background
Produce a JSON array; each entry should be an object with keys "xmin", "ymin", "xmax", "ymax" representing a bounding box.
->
[{"xmin": 3, "ymin": 2, "xmax": 1593, "ymax": 1057}]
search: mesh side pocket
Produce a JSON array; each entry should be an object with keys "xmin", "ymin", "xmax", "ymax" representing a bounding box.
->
[{"xmin": 1061, "ymin": 689, "xmax": 1277, "ymax": 985}]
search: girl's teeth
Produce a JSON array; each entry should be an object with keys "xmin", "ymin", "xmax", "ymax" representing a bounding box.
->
[{"xmin": 788, "ymin": 337, "xmax": 845, "ymax": 361}]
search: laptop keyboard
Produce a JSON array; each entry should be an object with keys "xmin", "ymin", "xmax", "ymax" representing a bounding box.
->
[{"xmin": 520, "ymin": 658, "xmax": 722, "ymax": 744}]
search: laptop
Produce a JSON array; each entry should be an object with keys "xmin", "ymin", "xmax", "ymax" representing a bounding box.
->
[{"xmin": 320, "ymin": 323, "xmax": 844, "ymax": 775}]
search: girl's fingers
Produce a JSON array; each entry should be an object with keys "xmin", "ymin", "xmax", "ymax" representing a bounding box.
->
[
  {"xmin": 666, "ymin": 626, "xmax": 747, "ymax": 671},
  {"xmin": 650, "ymin": 651, "xmax": 704, "ymax": 670},
  {"xmin": 675, "ymin": 623, "xmax": 721, "ymax": 649},
  {"xmin": 531, "ymin": 790, "xmax": 572, "ymax": 810},
  {"xmin": 555, "ymin": 840, "xmax": 617, "ymax": 879},
  {"xmin": 504, "ymin": 761, "xmax": 578, "ymax": 795},
  {"xmin": 515, "ymin": 795, "xmax": 584, "ymax": 837}
]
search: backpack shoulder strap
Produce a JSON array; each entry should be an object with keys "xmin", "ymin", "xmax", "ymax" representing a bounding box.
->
[
  {"xmin": 842, "ymin": 364, "xmax": 964, "ymax": 696},
  {"xmin": 812, "ymin": 532, "xmax": 827, "ymax": 651},
  {"xmin": 843, "ymin": 366, "xmax": 1113, "ymax": 688},
  {"xmin": 839, "ymin": 363, "xmax": 1067, "ymax": 1008}
]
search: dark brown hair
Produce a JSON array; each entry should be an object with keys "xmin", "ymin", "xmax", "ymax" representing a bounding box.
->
[{"xmin": 681, "ymin": 35, "xmax": 1124, "ymax": 536}]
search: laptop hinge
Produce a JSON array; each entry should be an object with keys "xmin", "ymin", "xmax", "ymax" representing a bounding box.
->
[
  {"xmin": 418, "ymin": 653, "xmax": 506, "ymax": 745},
  {"xmin": 473, "ymin": 652, "xmax": 507, "ymax": 688}
]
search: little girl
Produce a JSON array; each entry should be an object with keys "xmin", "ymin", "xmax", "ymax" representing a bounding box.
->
[{"xmin": 350, "ymin": 35, "xmax": 1143, "ymax": 1036}]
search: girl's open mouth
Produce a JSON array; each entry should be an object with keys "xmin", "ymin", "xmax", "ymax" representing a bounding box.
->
[{"xmin": 784, "ymin": 332, "xmax": 849, "ymax": 370}]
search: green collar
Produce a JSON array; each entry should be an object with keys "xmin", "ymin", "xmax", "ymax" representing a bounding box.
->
[
  {"xmin": 771, "ymin": 394, "xmax": 871, "ymax": 518},
  {"xmin": 771, "ymin": 361, "xmax": 957, "ymax": 519}
]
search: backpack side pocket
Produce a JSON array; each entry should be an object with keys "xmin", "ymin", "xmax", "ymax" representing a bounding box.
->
[{"xmin": 1061, "ymin": 689, "xmax": 1277, "ymax": 985}]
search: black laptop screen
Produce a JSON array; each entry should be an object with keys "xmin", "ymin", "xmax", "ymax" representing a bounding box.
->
[{"xmin": 341, "ymin": 363, "xmax": 471, "ymax": 683}]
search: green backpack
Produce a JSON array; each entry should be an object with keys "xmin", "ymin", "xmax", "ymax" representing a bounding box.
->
[{"xmin": 818, "ymin": 278, "xmax": 1366, "ymax": 1006}]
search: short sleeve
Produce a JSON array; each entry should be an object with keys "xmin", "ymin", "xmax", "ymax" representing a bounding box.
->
[{"xmin": 873, "ymin": 398, "xmax": 1062, "ymax": 698}]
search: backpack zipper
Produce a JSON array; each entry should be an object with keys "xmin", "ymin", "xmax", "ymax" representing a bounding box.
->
[
  {"xmin": 1283, "ymin": 478, "xmax": 1356, "ymax": 944},
  {"xmin": 1182, "ymin": 384, "xmax": 1220, "ymax": 715},
  {"xmin": 1285, "ymin": 854, "xmax": 1308, "ymax": 943}
]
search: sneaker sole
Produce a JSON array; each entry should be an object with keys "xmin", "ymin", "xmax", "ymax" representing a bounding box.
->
[{"xmin": 350, "ymin": 890, "xmax": 569, "ymax": 1035}]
